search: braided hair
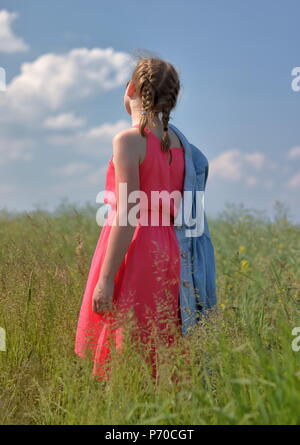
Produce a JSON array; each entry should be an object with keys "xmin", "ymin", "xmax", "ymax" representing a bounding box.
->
[{"xmin": 130, "ymin": 57, "xmax": 181, "ymax": 164}]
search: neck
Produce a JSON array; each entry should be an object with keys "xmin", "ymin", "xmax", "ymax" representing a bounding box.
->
[{"xmin": 131, "ymin": 109, "xmax": 163, "ymax": 129}]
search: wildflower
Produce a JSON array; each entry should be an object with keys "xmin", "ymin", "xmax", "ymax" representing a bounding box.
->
[
  {"xmin": 239, "ymin": 245, "xmax": 246, "ymax": 253},
  {"xmin": 220, "ymin": 303, "xmax": 226, "ymax": 310},
  {"xmin": 240, "ymin": 259, "xmax": 249, "ymax": 271}
]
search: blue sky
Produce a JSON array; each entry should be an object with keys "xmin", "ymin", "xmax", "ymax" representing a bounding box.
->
[{"xmin": 0, "ymin": 0, "xmax": 299, "ymax": 223}]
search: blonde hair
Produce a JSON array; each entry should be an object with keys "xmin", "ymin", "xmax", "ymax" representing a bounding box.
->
[{"xmin": 130, "ymin": 56, "xmax": 181, "ymax": 163}]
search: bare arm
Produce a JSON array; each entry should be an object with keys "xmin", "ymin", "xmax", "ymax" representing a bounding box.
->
[
  {"xmin": 92, "ymin": 130, "xmax": 141, "ymax": 313},
  {"xmin": 100, "ymin": 131, "xmax": 140, "ymax": 280}
]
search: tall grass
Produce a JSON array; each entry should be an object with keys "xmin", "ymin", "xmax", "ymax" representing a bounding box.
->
[{"xmin": 0, "ymin": 200, "xmax": 299, "ymax": 425}]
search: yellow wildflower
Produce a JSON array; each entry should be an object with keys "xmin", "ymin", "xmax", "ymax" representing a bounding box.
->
[
  {"xmin": 239, "ymin": 245, "xmax": 246, "ymax": 253},
  {"xmin": 240, "ymin": 259, "xmax": 249, "ymax": 271}
]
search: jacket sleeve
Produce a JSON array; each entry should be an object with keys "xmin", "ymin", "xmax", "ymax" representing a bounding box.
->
[{"xmin": 204, "ymin": 163, "xmax": 209, "ymax": 189}]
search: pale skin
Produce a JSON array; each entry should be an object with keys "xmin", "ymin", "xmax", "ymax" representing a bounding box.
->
[{"xmin": 92, "ymin": 79, "xmax": 182, "ymax": 314}]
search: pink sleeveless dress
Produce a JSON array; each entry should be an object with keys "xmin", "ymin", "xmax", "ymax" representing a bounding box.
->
[{"xmin": 74, "ymin": 124, "xmax": 185, "ymax": 380}]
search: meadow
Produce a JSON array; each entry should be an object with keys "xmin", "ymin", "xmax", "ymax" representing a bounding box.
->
[{"xmin": 0, "ymin": 200, "xmax": 299, "ymax": 425}]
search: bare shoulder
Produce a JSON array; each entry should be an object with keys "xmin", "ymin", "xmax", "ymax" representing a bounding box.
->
[
  {"xmin": 112, "ymin": 127, "xmax": 144, "ymax": 162},
  {"xmin": 113, "ymin": 126, "xmax": 143, "ymax": 146}
]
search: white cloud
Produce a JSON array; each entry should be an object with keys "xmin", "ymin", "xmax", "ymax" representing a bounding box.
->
[
  {"xmin": 44, "ymin": 112, "xmax": 86, "ymax": 129},
  {"xmin": 287, "ymin": 172, "xmax": 300, "ymax": 188},
  {"xmin": 0, "ymin": 10, "xmax": 29, "ymax": 53},
  {"xmin": 0, "ymin": 184, "xmax": 16, "ymax": 194},
  {"xmin": 287, "ymin": 146, "xmax": 300, "ymax": 159},
  {"xmin": 0, "ymin": 46, "xmax": 133, "ymax": 167},
  {"xmin": 244, "ymin": 152, "xmax": 266, "ymax": 169},
  {"xmin": 51, "ymin": 161, "xmax": 91, "ymax": 177},
  {"xmin": 47, "ymin": 119, "xmax": 129, "ymax": 156},
  {"xmin": 84, "ymin": 120, "xmax": 129, "ymax": 141},
  {"xmin": 210, "ymin": 149, "xmax": 243, "ymax": 181},
  {"xmin": 2, "ymin": 47, "xmax": 134, "ymax": 120},
  {"xmin": 245, "ymin": 176, "xmax": 259, "ymax": 187},
  {"xmin": 0, "ymin": 136, "xmax": 34, "ymax": 164},
  {"xmin": 210, "ymin": 149, "xmax": 275, "ymax": 188}
]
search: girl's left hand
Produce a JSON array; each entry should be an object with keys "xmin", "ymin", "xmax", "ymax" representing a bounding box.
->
[{"xmin": 92, "ymin": 277, "xmax": 115, "ymax": 314}]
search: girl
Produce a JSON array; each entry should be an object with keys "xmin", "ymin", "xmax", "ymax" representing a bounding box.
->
[{"xmin": 75, "ymin": 57, "xmax": 185, "ymax": 382}]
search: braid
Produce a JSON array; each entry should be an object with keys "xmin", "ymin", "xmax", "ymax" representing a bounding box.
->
[
  {"xmin": 162, "ymin": 106, "xmax": 172, "ymax": 163},
  {"xmin": 140, "ymin": 74, "xmax": 155, "ymax": 137},
  {"xmin": 131, "ymin": 57, "xmax": 181, "ymax": 164}
]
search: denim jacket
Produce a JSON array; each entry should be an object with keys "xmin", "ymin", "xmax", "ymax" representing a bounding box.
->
[{"xmin": 168, "ymin": 123, "xmax": 217, "ymax": 337}]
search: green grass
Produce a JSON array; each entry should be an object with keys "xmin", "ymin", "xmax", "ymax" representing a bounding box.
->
[{"xmin": 0, "ymin": 200, "xmax": 299, "ymax": 425}]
